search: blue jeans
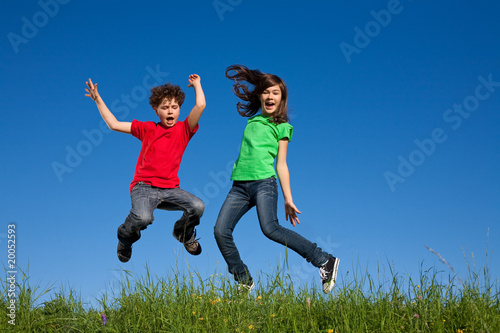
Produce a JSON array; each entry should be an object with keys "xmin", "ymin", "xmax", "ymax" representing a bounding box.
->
[
  {"xmin": 118, "ymin": 182, "xmax": 205, "ymax": 247},
  {"xmin": 214, "ymin": 177, "xmax": 331, "ymax": 283}
]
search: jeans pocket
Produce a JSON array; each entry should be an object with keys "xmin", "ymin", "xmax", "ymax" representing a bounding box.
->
[
  {"xmin": 264, "ymin": 176, "xmax": 277, "ymax": 187},
  {"xmin": 257, "ymin": 177, "xmax": 277, "ymax": 197},
  {"xmin": 267, "ymin": 176, "xmax": 277, "ymax": 184}
]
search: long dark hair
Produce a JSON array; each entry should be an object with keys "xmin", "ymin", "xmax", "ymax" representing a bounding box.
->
[{"xmin": 225, "ymin": 64, "xmax": 288, "ymax": 124}]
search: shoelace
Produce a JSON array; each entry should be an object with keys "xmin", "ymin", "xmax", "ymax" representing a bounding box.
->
[
  {"xmin": 185, "ymin": 230, "xmax": 200, "ymax": 245},
  {"xmin": 319, "ymin": 266, "xmax": 330, "ymax": 280}
]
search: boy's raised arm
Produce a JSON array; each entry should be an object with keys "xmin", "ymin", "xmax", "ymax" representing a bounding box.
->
[
  {"xmin": 85, "ymin": 78, "xmax": 132, "ymax": 134},
  {"xmin": 186, "ymin": 74, "xmax": 206, "ymax": 131}
]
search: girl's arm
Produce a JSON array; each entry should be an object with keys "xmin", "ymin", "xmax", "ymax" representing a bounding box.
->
[
  {"xmin": 85, "ymin": 78, "xmax": 132, "ymax": 134},
  {"xmin": 186, "ymin": 74, "xmax": 206, "ymax": 131},
  {"xmin": 276, "ymin": 138, "xmax": 302, "ymax": 226}
]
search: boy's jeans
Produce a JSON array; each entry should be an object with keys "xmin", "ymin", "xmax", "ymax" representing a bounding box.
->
[
  {"xmin": 214, "ymin": 177, "xmax": 331, "ymax": 283},
  {"xmin": 118, "ymin": 182, "xmax": 205, "ymax": 247}
]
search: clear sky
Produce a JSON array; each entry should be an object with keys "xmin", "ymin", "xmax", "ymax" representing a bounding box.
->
[{"xmin": 2, "ymin": 0, "xmax": 499, "ymax": 307}]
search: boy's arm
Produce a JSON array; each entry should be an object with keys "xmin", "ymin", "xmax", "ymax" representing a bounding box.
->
[
  {"xmin": 85, "ymin": 78, "xmax": 132, "ymax": 134},
  {"xmin": 276, "ymin": 138, "xmax": 302, "ymax": 226},
  {"xmin": 186, "ymin": 74, "xmax": 206, "ymax": 131}
]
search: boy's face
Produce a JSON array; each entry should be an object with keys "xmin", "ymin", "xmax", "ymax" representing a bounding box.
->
[{"xmin": 155, "ymin": 98, "xmax": 180, "ymax": 127}]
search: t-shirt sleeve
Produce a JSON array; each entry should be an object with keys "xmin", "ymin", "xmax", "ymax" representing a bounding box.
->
[
  {"xmin": 278, "ymin": 123, "xmax": 293, "ymax": 142},
  {"xmin": 131, "ymin": 119, "xmax": 146, "ymax": 140},
  {"xmin": 183, "ymin": 116, "xmax": 199, "ymax": 139}
]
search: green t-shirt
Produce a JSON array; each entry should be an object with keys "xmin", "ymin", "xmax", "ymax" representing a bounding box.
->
[{"xmin": 231, "ymin": 114, "xmax": 294, "ymax": 181}]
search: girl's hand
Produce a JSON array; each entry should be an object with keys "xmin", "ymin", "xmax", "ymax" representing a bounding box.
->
[
  {"xmin": 85, "ymin": 78, "xmax": 100, "ymax": 101},
  {"xmin": 285, "ymin": 201, "xmax": 301, "ymax": 227},
  {"xmin": 188, "ymin": 74, "xmax": 201, "ymax": 88}
]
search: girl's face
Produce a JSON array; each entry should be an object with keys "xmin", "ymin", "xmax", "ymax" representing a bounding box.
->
[{"xmin": 259, "ymin": 84, "xmax": 282, "ymax": 117}]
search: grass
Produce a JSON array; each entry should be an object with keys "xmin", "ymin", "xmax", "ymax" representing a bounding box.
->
[{"xmin": 1, "ymin": 258, "xmax": 499, "ymax": 332}]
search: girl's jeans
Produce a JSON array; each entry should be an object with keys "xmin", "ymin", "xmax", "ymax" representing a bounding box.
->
[
  {"xmin": 214, "ymin": 177, "xmax": 331, "ymax": 283},
  {"xmin": 118, "ymin": 182, "xmax": 205, "ymax": 247}
]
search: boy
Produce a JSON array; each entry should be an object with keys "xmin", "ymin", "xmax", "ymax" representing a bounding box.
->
[{"xmin": 85, "ymin": 74, "xmax": 206, "ymax": 262}]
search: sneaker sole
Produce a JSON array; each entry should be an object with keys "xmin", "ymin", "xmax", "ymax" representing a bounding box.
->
[
  {"xmin": 117, "ymin": 253, "xmax": 130, "ymax": 263},
  {"xmin": 173, "ymin": 230, "xmax": 202, "ymax": 255},
  {"xmin": 117, "ymin": 243, "xmax": 131, "ymax": 263},
  {"xmin": 322, "ymin": 258, "xmax": 340, "ymax": 294},
  {"xmin": 185, "ymin": 244, "xmax": 202, "ymax": 256}
]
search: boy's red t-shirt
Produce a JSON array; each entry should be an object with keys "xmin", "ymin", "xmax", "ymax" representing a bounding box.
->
[{"xmin": 129, "ymin": 118, "xmax": 198, "ymax": 191}]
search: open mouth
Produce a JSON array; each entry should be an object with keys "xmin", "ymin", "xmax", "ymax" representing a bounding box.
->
[
  {"xmin": 166, "ymin": 116, "xmax": 175, "ymax": 125},
  {"xmin": 265, "ymin": 102, "xmax": 275, "ymax": 109}
]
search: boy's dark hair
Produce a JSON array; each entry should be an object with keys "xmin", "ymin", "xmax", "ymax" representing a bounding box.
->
[
  {"xmin": 149, "ymin": 83, "xmax": 185, "ymax": 109},
  {"xmin": 225, "ymin": 64, "xmax": 289, "ymax": 124}
]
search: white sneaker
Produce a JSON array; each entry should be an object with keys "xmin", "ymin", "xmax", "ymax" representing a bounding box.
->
[
  {"xmin": 238, "ymin": 281, "xmax": 255, "ymax": 295},
  {"xmin": 319, "ymin": 257, "xmax": 340, "ymax": 294}
]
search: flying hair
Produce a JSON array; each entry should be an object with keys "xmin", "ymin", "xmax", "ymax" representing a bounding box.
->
[{"xmin": 225, "ymin": 64, "xmax": 289, "ymax": 124}]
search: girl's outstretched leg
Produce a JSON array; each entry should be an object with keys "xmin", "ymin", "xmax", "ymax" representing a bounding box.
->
[
  {"xmin": 254, "ymin": 177, "xmax": 332, "ymax": 267},
  {"xmin": 253, "ymin": 177, "xmax": 339, "ymax": 292}
]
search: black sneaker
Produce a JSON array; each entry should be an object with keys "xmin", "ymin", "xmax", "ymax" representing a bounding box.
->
[
  {"xmin": 117, "ymin": 228, "xmax": 140, "ymax": 263},
  {"xmin": 117, "ymin": 242, "xmax": 132, "ymax": 263},
  {"xmin": 173, "ymin": 229, "xmax": 202, "ymax": 255},
  {"xmin": 319, "ymin": 257, "xmax": 340, "ymax": 294}
]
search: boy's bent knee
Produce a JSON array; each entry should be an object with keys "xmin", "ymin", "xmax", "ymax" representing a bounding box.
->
[
  {"xmin": 127, "ymin": 211, "xmax": 154, "ymax": 229},
  {"xmin": 190, "ymin": 199, "xmax": 205, "ymax": 217}
]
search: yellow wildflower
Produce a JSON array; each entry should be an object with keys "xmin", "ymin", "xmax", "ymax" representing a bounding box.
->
[
  {"xmin": 270, "ymin": 313, "xmax": 276, "ymax": 318},
  {"xmin": 328, "ymin": 329, "xmax": 334, "ymax": 333},
  {"xmin": 249, "ymin": 325, "xmax": 255, "ymax": 329}
]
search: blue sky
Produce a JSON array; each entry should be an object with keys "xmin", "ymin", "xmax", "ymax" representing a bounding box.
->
[{"xmin": 2, "ymin": 0, "xmax": 499, "ymax": 307}]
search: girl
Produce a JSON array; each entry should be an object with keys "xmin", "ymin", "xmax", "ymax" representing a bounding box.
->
[{"xmin": 214, "ymin": 65, "xmax": 339, "ymax": 294}]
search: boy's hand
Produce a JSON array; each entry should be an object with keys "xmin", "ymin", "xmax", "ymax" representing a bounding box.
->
[
  {"xmin": 84, "ymin": 78, "xmax": 132, "ymax": 134},
  {"xmin": 85, "ymin": 78, "xmax": 100, "ymax": 101},
  {"xmin": 187, "ymin": 74, "xmax": 201, "ymax": 88}
]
